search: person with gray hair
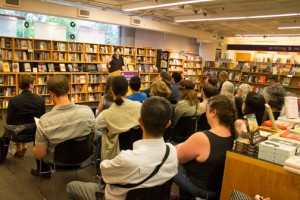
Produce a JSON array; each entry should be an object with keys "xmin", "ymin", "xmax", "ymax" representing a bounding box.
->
[
  {"xmin": 262, "ymin": 84, "xmax": 285, "ymax": 120},
  {"xmin": 235, "ymin": 83, "xmax": 252, "ymax": 119},
  {"xmin": 218, "ymin": 70, "xmax": 229, "ymax": 93}
]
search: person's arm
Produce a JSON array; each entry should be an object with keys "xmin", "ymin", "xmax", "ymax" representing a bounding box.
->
[
  {"xmin": 95, "ymin": 113, "xmax": 109, "ymax": 128},
  {"xmin": 34, "ymin": 120, "xmax": 48, "ymax": 160},
  {"xmin": 6, "ymin": 100, "xmax": 15, "ymax": 124},
  {"xmin": 107, "ymin": 57, "xmax": 112, "ymax": 70},
  {"xmin": 176, "ymin": 132, "xmax": 208, "ymax": 164}
]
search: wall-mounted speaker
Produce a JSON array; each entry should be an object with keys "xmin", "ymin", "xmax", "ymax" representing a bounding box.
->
[
  {"xmin": 70, "ymin": 22, "xmax": 76, "ymax": 27},
  {"xmin": 24, "ymin": 22, "xmax": 29, "ymax": 28},
  {"xmin": 70, "ymin": 34, "xmax": 75, "ymax": 40}
]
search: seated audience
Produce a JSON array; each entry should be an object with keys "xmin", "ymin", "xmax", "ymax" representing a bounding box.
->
[
  {"xmin": 96, "ymin": 76, "xmax": 113, "ymax": 116},
  {"xmin": 5, "ymin": 74, "xmax": 45, "ymax": 157},
  {"xmin": 126, "ymin": 76, "xmax": 147, "ymax": 103},
  {"xmin": 197, "ymin": 83, "xmax": 219, "ymax": 131},
  {"xmin": 174, "ymin": 95, "xmax": 236, "ymax": 199},
  {"xmin": 268, "ymin": 75, "xmax": 279, "ymax": 85},
  {"xmin": 220, "ymin": 81, "xmax": 235, "ymax": 103},
  {"xmin": 235, "ymin": 83, "xmax": 252, "ymax": 119},
  {"xmin": 204, "ymin": 75, "xmax": 218, "ymax": 87},
  {"xmin": 32, "ymin": 75, "xmax": 95, "ymax": 177},
  {"xmin": 262, "ymin": 84, "xmax": 285, "ymax": 120},
  {"xmin": 150, "ymin": 81, "xmax": 172, "ymax": 100},
  {"xmin": 172, "ymin": 80, "xmax": 202, "ymax": 126},
  {"xmin": 160, "ymin": 71, "xmax": 177, "ymax": 104},
  {"xmin": 171, "ymin": 72, "xmax": 182, "ymax": 102},
  {"xmin": 218, "ymin": 70, "xmax": 229, "ymax": 93},
  {"xmin": 96, "ymin": 76, "xmax": 142, "ymax": 161},
  {"xmin": 66, "ymin": 97, "xmax": 178, "ymax": 200}
]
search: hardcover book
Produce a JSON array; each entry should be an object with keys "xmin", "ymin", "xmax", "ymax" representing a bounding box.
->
[
  {"xmin": 282, "ymin": 77, "xmax": 291, "ymax": 86},
  {"xmin": 24, "ymin": 63, "xmax": 31, "ymax": 72},
  {"xmin": 12, "ymin": 63, "xmax": 19, "ymax": 72},
  {"xmin": 3, "ymin": 62, "xmax": 10, "ymax": 72},
  {"xmin": 48, "ymin": 63, "xmax": 55, "ymax": 72},
  {"xmin": 59, "ymin": 64, "xmax": 66, "ymax": 72}
]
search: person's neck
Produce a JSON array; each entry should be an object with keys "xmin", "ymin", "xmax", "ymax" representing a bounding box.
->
[
  {"xmin": 54, "ymin": 96, "xmax": 71, "ymax": 106},
  {"xmin": 131, "ymin": 90, "xmax": 140, "ymax": 94},
  {"xmin": 143, "ymin": 131, "xmax": 162, "ymax": 140}
]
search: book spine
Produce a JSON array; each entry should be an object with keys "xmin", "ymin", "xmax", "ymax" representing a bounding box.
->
[{"xmin": 283, "ymin": 165, "xmax": 300, "ymax": 175}]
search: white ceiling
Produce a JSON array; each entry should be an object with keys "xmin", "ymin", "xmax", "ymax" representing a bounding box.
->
[{"xmin": 42, "ymin": 0, "xmax": 300, "ymax": 37}]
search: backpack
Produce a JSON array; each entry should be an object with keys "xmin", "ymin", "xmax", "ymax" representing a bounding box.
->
[{"xmin": 0, "ymin": 136, "xmax": 10, "ymax": 163}]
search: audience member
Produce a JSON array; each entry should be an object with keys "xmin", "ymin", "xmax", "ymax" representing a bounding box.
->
[
  {"xmin": 150, "ymin": 81, "xmax": 172, "ymax": 100},
  {"xmin": 204, "ymin": 75, "xmax": 218, "ymax": 87},
  {"xmin": 243, "ymin": 92, "xmax": 266, "ymax": 125},
  {"xmin": 218, "ymin": 70, "xmax": 229, "ymax": 93},
  {"xmin": 268, "ymin": 75, "xmax": 279, "ymax": 85},
  {"xmin": 174, "ymin": 95, "xmax": 236, "ymax": 199},
  {"xmin": 96, "ymin": 76, "xmax": 142, "ymax": 161},
  {"xmin": 172, "ymin": 80, "xmax": 201, "ymax": 126},
  {"xmin": 66, "ymin": 97, "xmax": 178, "ymax": 200},
  {"xmin": 262, "ymin": 84, "xmax": 285, "ymax": 120},
  {"xmin": 235, "ymin": 83, "xmax": 252, "ymax": 119},
  {"xmin": 171, "ymin": 72, "xmax": 182, "ymax": 102},
  {"xmin": 32, "ymin": 75, "xmax": 95, "ymax": 177},
  {"xmin": 96, "ymin": 76, "xmax": 113, "ymax": 116},
  {"xmin": 160, "ymin": 71, "xmax": 177, "ymax": 104},
  {"xmin": 220, "ymin": 81, "xmax": 235, "ymax": 103},
  {"xmin": 5, "ymin": 74, "xmax": 45, "ymax": 157},
  {"xmin": 126, "ymin": 76, "xmax": 147, "ymax": 103}
]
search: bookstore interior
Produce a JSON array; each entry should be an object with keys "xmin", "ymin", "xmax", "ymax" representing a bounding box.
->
[{"xmin": 1, "ymin": 0, "xmax": 300, "ymax": 200}]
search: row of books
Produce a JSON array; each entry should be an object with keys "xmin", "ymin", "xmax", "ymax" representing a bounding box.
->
[
  {"xmin": 34, "ymin": 41, "xmax": 51, "ymax": 50},
  {"xmin": 72, "ymin": 75, "xmax": 86, "ymax": 84},
  {"xmin": 71, "ymin": 85, "xmax": 87, "ymax": 93},
  {"xmin": 1, "ymin": 50, "xmax": 12, "ymax": 60},
  {"xmin": 0, "ymin": 75, "xmax": 15, "ymax": 85},
  {"xmin": 184, "ymin": 62, "xmax": 201, "ymax": 68},
  {"xmin": 0, "ymin": 38, "xmax": 12, "ymax": 48}
]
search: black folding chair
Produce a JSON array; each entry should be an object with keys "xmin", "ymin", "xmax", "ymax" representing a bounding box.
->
[
  {"xmin": 171, "ymin": 116, "xmax": 198, "ymax": 143},
  {"xmin": 119, "ymin": 126, "xmax": 143, "ymax": 151},
  {"xmin": 39, "ymin": 132, "xmax": 94, "ymax": 199}
]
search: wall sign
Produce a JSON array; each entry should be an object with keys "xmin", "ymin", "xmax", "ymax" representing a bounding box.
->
[{"xmin": 227, "ymin": 44, "xmax": 300, "ymax": 52}]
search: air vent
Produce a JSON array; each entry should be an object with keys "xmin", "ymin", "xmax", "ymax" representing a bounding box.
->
[
  {"xmin": 4, "ymin": 0, "xmax": 20, "ymax": 7},
  {"xmin": 130, "ymin": 17, "xmax": 141, "ymax": 26},
  {"xmin": 77, "ymin": 9, "xmax": 90, "ymax": 18}
]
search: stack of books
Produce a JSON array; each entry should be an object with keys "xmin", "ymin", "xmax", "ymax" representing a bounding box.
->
[
  {"xmin": 234, "ymin": 139, "xmax": 260, "ymax": 157},
  {"xmin": 284, "ymin": 155, "xmax": 300, "ymax": 175},
  {"xmin": 258, "ymin": 140, "xmax": 297, "ymax": 165}
]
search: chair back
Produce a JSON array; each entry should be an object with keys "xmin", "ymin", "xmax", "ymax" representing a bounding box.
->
[
  {"xmin": 197, "ymin": 113, "xmax": 211, "ymax": 132},
  {"xmin": 125, "ymin": 178, "xmax": 173, "ymax": 200},
  {"xmin": 54, "ymin": 132, "xmax": 94, "ymax": 165},
  {"xmin": 172, "ymin": 116, "xmax": 198, "ymax": 143},
  {"xmin": 119, "ymin": 126, "xmax": 142, "ymax": 151},
  {"xmin": 205, "ymin": 162, "xmax": 225, "ymax": 198}
]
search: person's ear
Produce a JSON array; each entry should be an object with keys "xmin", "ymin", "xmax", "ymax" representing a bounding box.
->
[
  {"xmin": 138, "ymin": 117, "xmax": 143, "ymax": 127},
  {"xmin": 165, "ymin": 120, "xmax": 171, "ymax": 128}
]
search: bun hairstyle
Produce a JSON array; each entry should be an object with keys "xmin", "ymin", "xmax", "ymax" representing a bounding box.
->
[
  {"xmin": 112, "ymin": 76, "xmax": 128, "ymax": 106},
  {"xmin": 207, "ymin": 95, "xmax": 237, "ymax": 136}
]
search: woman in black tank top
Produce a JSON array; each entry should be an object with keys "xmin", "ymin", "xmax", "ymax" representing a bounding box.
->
[{"xmin": 174, "ymin": 95, "xmax": 237, "ymax": 200}]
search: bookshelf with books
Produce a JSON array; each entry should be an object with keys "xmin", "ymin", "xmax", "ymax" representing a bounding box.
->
[
  {"xmin": 169, "ymin": 52, "xmax": 184, "ymax": 73},
  {"xmin": 139, "ymin": 72, "xmax": 160, "ymax": 90},
  {"xmin": 136, "ymin": 47, "xmax": 147, "ymax": 72},
  {"xmin": 146, "ymin": 48, "xmax": 157, "ymax": 71},
  {"xmin": 279, "ymin": 73, "xmax": 300, "ymax": 95},
  {"xmin": 68, "ymin": 42, "xmax": 83, "ymax": 62},
  {"xmin": 160, "ymin": 51, "xmax": 169, "ymax": 72},
  {"xmin": 184, "ymin": 53, "xmax": 202, "ymax": 90},
  {"xmin": 33, "ymin": 39, "xmax": 51, "ymax": 61},
  {"xmin": 84, "ymin": 43, "xmax": 98, "ymax": 63},
  {"xmin": 124, "ymin": 46, "xmax": 136, "ymax": 71},
  {"xmin": 14, "ymin": 38, "xmax": 33, "ymax": 61},
  {"xmin": 0, "ymin": 37, "xmax": 13, "ymax": 61}
]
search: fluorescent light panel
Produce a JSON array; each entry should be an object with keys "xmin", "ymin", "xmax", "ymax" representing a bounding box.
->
[
  {"xmin": 175, "ymin": 13, "xmax": 299, "ymax": 22},
  {"xmin": 122, "ymin": 0, "xmax": 212, "ymax": 12},
  {"xmin": 277, "ymin": 23, "xmax": 300, "ymax": 29},
  {"xmin": 236, "ymin": 34, "xmax": 300, "ymax": 37}
]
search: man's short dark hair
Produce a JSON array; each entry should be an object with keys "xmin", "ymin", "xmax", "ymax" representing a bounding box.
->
[
  {"xmin": 269, "ymin": 76, "xmax": 278, "ymax": 83},
  {"xmin": 19, "ymin": 74, "xmax": 35, "ymax": 90},
  {"xmin": 207, "ymin": 76, "xmax": 218, "ymax": 87},
  {"xmin": 129, "ymin": 76, "xmax": 141, "ymax": 91},
  {"xmin": 203, "ymin": 83, "xmax": 218, "ymax": 98},
  {"xmin": 47, "ymin": 75, "xmax": 69, "ymax": 97},
  {"xmin": 172, "ymin": 72, "xmax": 182, "ymax": 83},
  {"xmin": 141, "ymin": 96, "xmax": 172, "ymax": 137}
]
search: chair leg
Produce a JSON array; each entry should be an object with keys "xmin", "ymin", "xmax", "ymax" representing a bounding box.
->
[
  {"xmin": 51, "ymin": 171, "xmax": 56, "ymax": 200},
  {"xmin": 6, "ymin": 139, "xmax": 15, "ymax": 174},
  {"xmin": 38, "ymin": 160, "xmax": 47, "ymax": 200}
]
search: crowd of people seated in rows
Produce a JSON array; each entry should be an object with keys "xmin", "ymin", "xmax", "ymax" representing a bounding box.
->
[{"xmin": 3, "ymin": 70, "xmax": 287, "ymax": 200}]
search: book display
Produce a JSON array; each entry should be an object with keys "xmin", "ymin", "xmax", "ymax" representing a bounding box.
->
[
  {"xmin": 139, "ymin": 72, "xmax": 160, "ymax": 90},
  {"xmin": 183, "ymin": 53, "xmax": 202, "ymax": 91}
]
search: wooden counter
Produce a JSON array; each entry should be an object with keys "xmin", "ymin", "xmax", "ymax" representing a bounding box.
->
[{"xmin": 220, "ymin": 151, "xmax": 300, "ymax": 200}]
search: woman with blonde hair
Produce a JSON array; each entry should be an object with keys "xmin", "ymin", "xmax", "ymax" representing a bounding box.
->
[
  {"xmin": 150, "ymin": 81, "xmax": 172, "ymax": 100},
  {"xmin": 172, "ymin": 80, "xmax": 202, "ymax": 126},
  {"xmin": 235, "ymin": 83, "xmax": 252, "ymax": 119}
]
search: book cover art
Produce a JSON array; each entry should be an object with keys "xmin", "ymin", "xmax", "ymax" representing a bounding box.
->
[
  {"xmin": 73, "ymin": 64, "xmax": 79, "ymax": 72},
  {"xmin": 281, "ymin": 131, "xmax": 300, "ymax": 141},
  {"xmin": 59, "ymin": 64, "xmax": 66, "ymax": 72},
  {"xmin": 282, "ymin": 77, "xmax": 291, "ymax": 86},
  {"xmin": 38, "ymin": 64, "xmax": 45, "ymax": 72},
  {"xmin": 3, "ymin": 62, "xmax": 10, "ymax": 72},
  {"xmin": 48, "ymin": 63, "xmax": 54, "ymax": 72},
  {"xmin": 68, "ymin": 64, "xmax": 73, "ymax": 72},
  {"xmin": 244, "ymin": 113, "xmax": 261, "ymax": 144},
  {"xmin": 12, "ymin": 63, "xmax": 19, "ymax": 72},
  {"xmin": 24, "ymin": 63, "xmax": 31, "ymax": 72}
]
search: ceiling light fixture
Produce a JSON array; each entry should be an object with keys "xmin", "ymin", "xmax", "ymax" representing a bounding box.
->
[
  {"xmin": 174, "ymin": 11, "xmax": 299, "ymax": 22},
  {"xmin": 122, "ymin": 0, "xmax": 213, "ymax": 12},
  {"xmin": 277, "ymin": 22, "xmax": 300, "ymax": 29}
]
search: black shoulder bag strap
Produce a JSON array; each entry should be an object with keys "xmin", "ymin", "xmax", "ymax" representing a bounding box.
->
[{"xmin": 111, "ymin": 145, "xmax": 170, "ymax": 188}]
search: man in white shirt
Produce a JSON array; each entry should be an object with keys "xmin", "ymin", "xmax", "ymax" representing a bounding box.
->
[{"xmin": 66, "ymin": 96, "xmax": 178, "ymax": 200}]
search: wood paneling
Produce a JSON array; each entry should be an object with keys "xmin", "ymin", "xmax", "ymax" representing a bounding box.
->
[{"xmin": 221, "ymin": 151, "xmax": 300, "ymax": 200}]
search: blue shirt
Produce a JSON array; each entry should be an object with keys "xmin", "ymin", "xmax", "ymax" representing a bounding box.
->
[
  {"xmin": 127, "ymin": 92, "xmax": 147, "ymax": 103},
  {"xmin": 171, "ymin": 83, "xmax": 180, "ymax": 102}
]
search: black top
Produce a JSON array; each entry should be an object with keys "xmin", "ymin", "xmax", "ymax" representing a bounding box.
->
[
  {"xmin": 109, "ymin": 55, "xmax": 125, "ymax": 73},
  {"xmin": 235, "ymin": 96, "xmax": 243, "ymax": 119},
  {"xmin": 6, "ymin": 90, "xmax": 46, "ymax": 125},
  {"xmin": 184, "ymin": 130, "xmax": 233, "ymax": 189}
]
